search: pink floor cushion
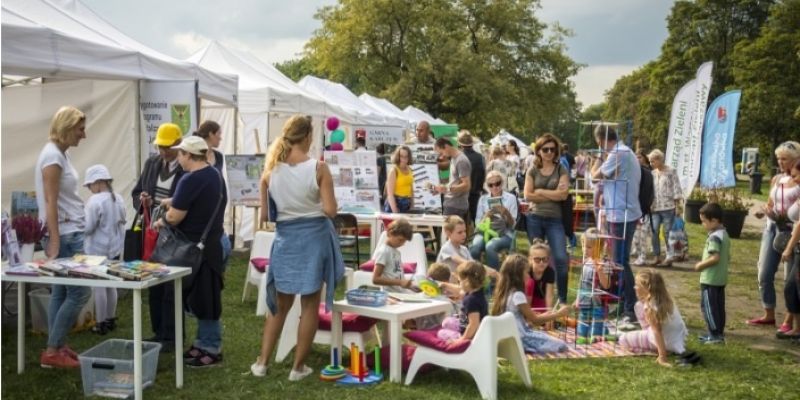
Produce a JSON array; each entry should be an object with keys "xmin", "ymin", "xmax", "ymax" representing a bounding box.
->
[
  {"xmin": 250, "ymin": 257, "xmax": 269, "ymax": 273},
  {"xmin": 359, "ymin": 260, "xmax": 417, "ymax": 274},
  {"xmin": 404, "ymin": 328, "xmax": 471, "ymax": 354},
  {"xmin": 317, "ymin": 304, "xmax": 378, "ymax": 332}
]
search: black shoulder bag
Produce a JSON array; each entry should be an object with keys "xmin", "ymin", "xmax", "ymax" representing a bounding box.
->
[{"xmin": 150, "ymin": 171, "xmax": 224, "ymax": 285}]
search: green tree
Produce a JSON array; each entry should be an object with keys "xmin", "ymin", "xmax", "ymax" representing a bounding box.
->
[
  {"xmin": 274, "ymin": 57, "xmax": 316, "ymax": 82},
  {"xmin": 303, "ymin": 0, "xmax": 580, "ymax": 140},
  {"xmin": 732, "ymin": 0, "xmax": 800, "ymax": 162}
]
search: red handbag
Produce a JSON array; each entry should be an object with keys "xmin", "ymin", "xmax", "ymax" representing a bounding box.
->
[{"xmin": 142, "ymin": 206, "xmax": 159, "ymax": 261}]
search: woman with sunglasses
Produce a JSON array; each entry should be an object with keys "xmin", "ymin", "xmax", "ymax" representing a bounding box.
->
[
  {"xmin": 469, "ymin": 170, "xmax": 518, "ymax": 270},
  {"xmin": 748, "ymin": 141, "xmax": 800, "ymax": 334},
  {"xmin": 524, "ymin": 133, "xmax": 570, "ymax": 303}
]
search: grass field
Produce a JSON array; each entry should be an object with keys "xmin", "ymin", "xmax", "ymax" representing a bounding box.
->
[{"xmin": 2, "ymin": 218, "xmax": 798, "ymax": 399}]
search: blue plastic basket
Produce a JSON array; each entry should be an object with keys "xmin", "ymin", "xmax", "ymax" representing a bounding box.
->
[{"xmin": 345, "ymin": 288, "xmax": 387, "ymax": 307}]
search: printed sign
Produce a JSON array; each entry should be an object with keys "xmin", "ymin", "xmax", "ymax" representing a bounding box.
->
[
  {"xmin": 225, "ymin": 155, "xmax": 265, "ymax": 206},
  {"xmin": 139, "ymin": 80, "xmax": 198, "ymax": 167}
]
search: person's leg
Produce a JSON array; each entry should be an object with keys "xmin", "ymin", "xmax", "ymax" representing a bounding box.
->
[
  {"xmin": 47, "ymin": 285, "xmax": 67, "ymax": 342},
  {"xmin": 543, "ymin": 217, "xmax": 568, "ymax": 303},
  {"xmin": 704, "ymin": 285, "xmax": 725, "ymax": 338},
  {"xmin": 469, "ymin": 235, "xmax": 486, "ymax": 262},
  {"xmin": 195, "ymin": 319, "xmax": 222, "ymax": 355},
  {"xmin": 47, "ymin": 285, "xmax": 91, "ymax": 349},
  {"xmin": 484, "ymin": 235, "xmax": 512, "ymax": 270},
  {"xmin": 650, "ymin": 211, "xmax": 664, "ymax": 259},
  {"xmin": 755, "ymin": 224, "xmax": 780, "ymax": 322},
  {"xmin": 660, "ymin": 211, "xmax": 675, "ymax": 264},
  {"xmin": 293, "ymin": 290, "xmax": 322, "ymax": 374},
  {"xmin": 700, "ymin": 284, "xmax": 715, "ymax": 337},
  {"xmin": 220, "ymin": 234, "xmax": 232, "ymax": 273},
  {"xmin": 148, "ymin": 286, "xmax": 164, "ymax": 339},
  {"xmin": 94, "ymin": 287, "xmax": 108, "ymax": 322},
  {"xmin": 526, "ymin": 214, "xmax": 544, "ymax": 244},
  {"xmin": 255, "ymin": 292, "xmax": 296, "ymax": 368},
  {"xmin": 783, "ymin": 258, "xmax": 800, "ymax": 334},
  {"xmin": 609, "ymin": 221, "xmax": 637, "ymax": 315},
  {"xmin": 106, "ymin": 288, "xmax": 118, "ymax": 321}
]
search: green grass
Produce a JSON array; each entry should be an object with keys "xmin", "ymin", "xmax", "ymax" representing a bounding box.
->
[{"xmin": 2, "ymin": 225, "xmax": 798, "ymax": 399}]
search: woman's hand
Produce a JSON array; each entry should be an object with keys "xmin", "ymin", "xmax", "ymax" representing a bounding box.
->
[
  {"xmin": 782, "ymin": 248, "xmax": 793, "ymax": 262},
  {"xmin": 160, "ymin": 197, "xmax": 172, "ymax": 209},
  {"xmin": 554, "ymin": 305, "xmax": 570, "ymax": 318},
  {"xmin": 45, "ymin": 237, "xmax": 60, "ymax": 259},
  {"xmin": 153, "ymin": 217, "xmax": 167, "ymax": 230}
]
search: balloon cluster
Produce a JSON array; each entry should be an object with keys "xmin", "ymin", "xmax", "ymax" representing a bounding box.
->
[{"xmin": 326, "ymin": 116, "xmax": 345, "ymax": 151}]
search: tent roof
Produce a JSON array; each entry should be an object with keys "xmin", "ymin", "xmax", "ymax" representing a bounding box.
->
[
  {"xmin": 489, "ymin": 129, "xmax": 532, "ymax": 156},
  {"xmin": 1, "ymin": 0, "xmax": 238, "ymax": 105},
  {"xmin": 402, "ymin": 105, "xmax": 446, "ymax": 125},
  {"xmin": 298, "ymin": 76, "xmax": 407, "ymax": 127},
  {"xmin": 358, "ymin": 93, "xmax": 412, "ymax": 127}
]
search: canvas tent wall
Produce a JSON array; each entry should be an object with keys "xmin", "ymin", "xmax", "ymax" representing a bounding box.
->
[
  {"xmin": 489, "ymin": 129, "xmax": 531, "ymax": 158},
  {"xmin": 402, "ymin": 105, "xmax": 447, "ymax": 125},
  {"xmin": 358, "ymin": 93, "xmax": 413, "ymax": 128}
]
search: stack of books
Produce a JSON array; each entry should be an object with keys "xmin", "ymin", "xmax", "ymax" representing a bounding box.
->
[{"xmin": 107, "ymin": 261, "xmax": 169, "ymax": 281}]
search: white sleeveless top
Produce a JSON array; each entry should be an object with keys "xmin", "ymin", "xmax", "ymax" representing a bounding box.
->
[
  {"xmin": 270, "ymin": 158, "xmax": 325, "ymax": 221},
  {"xmin": 770, "ymin": 175, "xmax": 800, "ymax": 216}
]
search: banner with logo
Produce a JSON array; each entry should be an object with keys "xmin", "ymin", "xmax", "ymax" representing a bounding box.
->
[
  {"xmin": 139, "ymin": 80, "xmax": 198, "ymax": 167},
  {"xmin": 665, "ymin": 62, "xmax": 713, "ymax": 196},
  {"xmin": 700, "ymin": 90, "xmax": 741, "ymax": 189},
  {"xmin": 354, "ymin": 125, "xmax": 406, "ymax": 149}
]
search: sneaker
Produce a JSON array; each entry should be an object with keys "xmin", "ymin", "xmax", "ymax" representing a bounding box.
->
[
  {"xmin": 777, "ymin": 323, "xmax": 792, "ymax": 333},
  {"xmin": 41, "ymin": 351, "xmax": 80, "ymax": 369},
  {"xmin": 60, "ymin": 345, "xmax": 79, "ymax": 360},
  {"xmin": 703, "ymin": 336, "xmax": 725, "ymax": 345},
  {"xmin": 250, "ymin": 359, "xmax": 267, "ymax": 377},
  {"xmin": 617, "ymin": 315, "xmax": 639, "ymax": 332},
  {"xmin": 745, "ymin": 317, "xmax": 775, "ymax": 326},
  {"xmin": 632, "ymin": 255, "xmax": 646, "ymax": 266},
  {"xmin": 185, "ymin": 350, "xmax": 223, "ymax": 368},
  {"xmin": 288, "ymin": 365, "xmax": 313, "ymax": 381},
  {"xmin": 697, "ymin": 335, "xmax": 711, "ymax": 342}
]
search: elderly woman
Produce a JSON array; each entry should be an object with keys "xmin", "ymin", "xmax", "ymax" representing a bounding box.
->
[
  {"xmin": 469, "ymin": 170, "xmax": 519, "ymax": 269},
  {"xmin": 154, "ymin": 135, "xmax": 227, "ymax": 367},
  {"xmin": 524, "ymin": 133, "xmax": 570, "ymax": 303},
  {"xmin": 35, "ymin": 106, "xmax": 90, "ymax": 369},
  {"xmin": 647, "ymin": 149, "xmax": 683, "ymax": 267},
  {"xmin": 251, "ymin": 115, "xmax": 343, "ymax": 381},
  {"xmin": 384, "ymin": 145, "xmax": 414, "ymax": 213},
  {"xmin": 748, "ymin": 141, "xmax": 800, "ymax": 333}
]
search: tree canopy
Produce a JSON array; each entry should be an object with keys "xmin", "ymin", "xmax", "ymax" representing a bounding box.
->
[{"xmin": 294, "ymin": 0, "xmax": 581, "ymax": 140}]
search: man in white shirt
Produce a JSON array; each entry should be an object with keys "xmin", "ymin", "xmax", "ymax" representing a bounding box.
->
[{"xmin": 409, "ymin": 121, "xmax": 435, "ymax": 145}]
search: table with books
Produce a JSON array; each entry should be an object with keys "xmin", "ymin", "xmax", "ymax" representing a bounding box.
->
[{"xmin": 2, "ymin": 257, "xmax": 191, "ymax": 400}]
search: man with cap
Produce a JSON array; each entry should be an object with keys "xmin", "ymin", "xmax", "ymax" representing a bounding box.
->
[
  {"xmin": 434, "ymin": 137, "xmax": 472, "ymax": 221},
  {"xmin": 131, "ymin": 122, "xmax": 185, "ymax": 349},
  {"xmin": 458, "ymin": 130, "xmax": 485, "ymax": 225}
]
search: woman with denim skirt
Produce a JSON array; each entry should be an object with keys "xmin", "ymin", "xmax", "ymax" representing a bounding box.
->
[
  {"xmin": 251, "ymin": 115, "xmax": 344, "ymax": 381},
  {"xmin": 748, "ymin": 141, "xmax": 800, "ymax": 333},
  {"xmin": 524, "ymin": 133, "xmax": 570, "ymax": 303},
  {"xmin": 35, "ymin": 106, "xmax": 91, "ymax": 369},
  {"xmin": 384, "ymin": 145, "xmax": 414, "ymax": 213}
]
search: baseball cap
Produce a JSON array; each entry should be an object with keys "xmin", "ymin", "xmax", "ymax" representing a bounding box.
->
[
  {"xmin": 154, "ymin": 123, "xmax": 182, "ymax": 146},
  {"xmin": 84, "ymin": 164, "xmax": 113, "ymax": 186},
  {"xmin": 171, "ymin": 135, "xmax": 208, "ymax": 156}
]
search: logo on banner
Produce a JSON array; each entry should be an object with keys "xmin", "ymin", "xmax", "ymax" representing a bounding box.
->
[
  {"xmin": 171, "ymin": 104, "xmax": 191, "ymax": 135},
  {"xmin": 717, "ymin": 106, "xmax": 727, "ymax": 123}
]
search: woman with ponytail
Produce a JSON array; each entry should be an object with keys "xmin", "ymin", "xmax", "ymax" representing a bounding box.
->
[{"xmin": 251, "ymin": 115, "xmax": 344, "ymax": 381}]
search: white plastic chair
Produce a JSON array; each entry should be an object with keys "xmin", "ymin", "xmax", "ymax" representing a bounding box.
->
[
  {"xmin": 352, "ymin": 232, "xmax": 428, "ymax": 288},
  {"xmin": 243, "ymin": 231, "xmax": 274, "ymax": 306},
  {"xmin": 274, "ymin": 268, "xmax": 381, "ymax": 362},
  {"xmin": 404, "ymin": 312, "xmax": 532, "ymax": 400}
]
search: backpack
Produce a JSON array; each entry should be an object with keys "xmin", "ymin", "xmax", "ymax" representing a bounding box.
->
[{"xmin": 639, "ymin": 166, "xmax": 654, "ymax": 216}]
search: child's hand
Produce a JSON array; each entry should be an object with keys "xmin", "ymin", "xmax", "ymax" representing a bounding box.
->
[
  {"xmin": 555, "ymin": 305, "xmax": 570, "ymax": 318},
  {"xmin": 656, "ymin": 356, "xmax": 672, "ymax": 367},
  {"xmin": 693, "ymin": 262, "xmax": 702, "ymax": 272},
  {"xmin": 402, "ymin": 279, "xmax": 413, "ymax": 289}
]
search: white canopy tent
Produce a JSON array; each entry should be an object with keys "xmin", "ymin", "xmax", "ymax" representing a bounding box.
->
[
  {"xmin": 402, "ymin": 105, "xmax": 447, "ymax": 125},
  {"xmin": 298, "ymin": 76, "xmax": 409, "ymax": 129},
  {"xmin": 358, "ymin": 93, "xmax": 413, "ymax": 128},
  {"xmin": 489, "ymin": 129, "xmax": 531, "ymax": 158},
  {"xmin": 1, "ymin": 0, "xmax": 238, "ymax": 218}
]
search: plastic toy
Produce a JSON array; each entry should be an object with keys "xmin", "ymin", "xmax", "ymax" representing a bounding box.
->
[
  {"xmin": 321, "ymin": 343, "xmax": 383, "ymax": 385},
  {"xmin": 475, "ymin": 217, "xmax": 499, "ymax": 243}
]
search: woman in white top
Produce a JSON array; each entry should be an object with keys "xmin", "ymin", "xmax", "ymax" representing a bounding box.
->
[
  {"xmin": 251, "ymin": 115, "xmax": 343, "ymax": 381},
  {"xmin": 778, "ymin": 159, "xmax": 800, "ymax": 338},
  {"xmin": 34, "ymin": 106, "xmax": 90, "ymax": 369},
  {"xmin": 748, "ymin": 141, "xmax": 800, "ymax": 332}
]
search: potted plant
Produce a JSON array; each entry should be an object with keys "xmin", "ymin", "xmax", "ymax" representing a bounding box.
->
[
  {"xmin": 715, "ymin": 188, "xmax": 752, "ymax": 239},
  {"xmin": 684, "ymin": 187, "xmax": 707, "ymax": 224},
  {"xmin": 11, "ymin": 214, "xmax": 45, "ymax": 261}
]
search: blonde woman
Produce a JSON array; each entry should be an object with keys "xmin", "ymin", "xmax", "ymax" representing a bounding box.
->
[
  {"xmin": 647, "ymin": 149, "xmax": 683, "ymax": 267},
  {"xmin": 384, "ymin": 145, "xmax": 414, "ymax": 213},
  {"xmin": 252, "ymin": 115, "xmax": 343, "ymax": 381}
]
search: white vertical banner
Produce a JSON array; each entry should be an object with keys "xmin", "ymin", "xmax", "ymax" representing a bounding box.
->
[
  {"xmin": 665, "ymin": 62, "xmax": 713, "ymax": 196},
  {"xmin": 139, "ymin": 80, "xmax": 198, "ymax": 166}
]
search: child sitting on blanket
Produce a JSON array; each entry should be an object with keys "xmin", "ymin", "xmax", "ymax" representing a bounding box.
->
[
  {"xmin": 437, "ymin": 261, "xmax": 488, "ymax": 343},
  {"xmin": 620, "ymin": 270, "xmax": 688, "ymax": 367},
  {"xmin": 525, "ymin": 239, "xmax": 555, "ymax": 311},
  {"xmin": 574, "ymin": 228, "xmax": 618, "ymax": 344},
  {"xmin": 492, "ymin": 254, "xmax": 570, "ymax": 354}
]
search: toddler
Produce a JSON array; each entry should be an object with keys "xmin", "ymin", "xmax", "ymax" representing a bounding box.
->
[
  {"xmin": 525, "ymin": 239, "xmax": 555, "ymax": 310},
  {"xmin": 574, "ymin": 228, "xmax": 617, "ymax": 344}
]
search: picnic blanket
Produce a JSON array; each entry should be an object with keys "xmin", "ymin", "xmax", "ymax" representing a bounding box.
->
[{"xmin": 526, "ymin": 328, "xmax": 656, "ymax": 360}]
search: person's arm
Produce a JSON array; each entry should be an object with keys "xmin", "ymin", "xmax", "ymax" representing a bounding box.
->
[
  {"xmin": 694, "ymin": 253, "xmax": 720, "ymax": 272},
  {"xmin": 132, "ymin": 158, "xmax": 153, "ymax": 211},
  {"xmin": 259, "ymin": 173, "xmax": 270, "ymax": 226},
  {"xmin": 317, "ymin": 161, "xmax": 337, "ymax": 217},
  {"xmin": 449, "ymin": 175, "xmax": 471, "ymax": 194},
  {"xmin": 459, "ymin": 311, "xmax": 481, "ymax": 341},
  {"xmin": 385, "ymin": 168, "xmax": 399, "ymax": 213},
  {"xmin": 372, "ymin": 263, "xmax": 413, "ymax": 288},
  {"xmin": 520, "ymin": 303, "xmax": 570, "ymax": 326},
  {"xmin": 42, "ymin": 164, "xmax": 62, "ymax": 258},
  {"xmin": 544, "ymin": 283, "xmax": 554, "ymax": 309},
  {"xmin": 649, "ymin": 313, "xmax": 672, "ymax": 367},
  {"xmin": 162, "ymin": 206, "xmax": 188, "ymax": 226},
  {"xmin": 781, "ymin": 217, "xmax": 800, "ymax": 262},
  {"xmin": 596, "ymin": 262, "xmax": 612, "ymax": 289},
  {"xmin": 83, "ymin": 199, "xmax": 100, "ymax": 236},
  {"xmin": 475, "ymin": 197, "xmax": 487, "ymax": 223},
  {"xmin": 505, "ymin": 193, "xmax": 518, "ymax": 221}
]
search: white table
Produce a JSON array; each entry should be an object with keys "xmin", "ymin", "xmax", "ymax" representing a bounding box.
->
[
  {"xmin": 1, "ymin": 266, "xmax": 191, "ymax": 400},
  {"xmin": 330, "ymin": 298, "xmax": 452, "ymax": 383},
  {"xmin": 354, "ymin": 213, "xmax": 448, "ymax": 254}
]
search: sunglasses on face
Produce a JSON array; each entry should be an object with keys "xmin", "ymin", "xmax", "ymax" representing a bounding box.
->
[
  {"xmin": 487, "ymin": 181, "xmax": 502, "ymax": 188},
  {"xmin": 531, "ymin": 256, "xmax": 549, "ymax": 263},
  {"xmin": 540, "ymin": 146, "xmax": 557, "ymax": 154}
]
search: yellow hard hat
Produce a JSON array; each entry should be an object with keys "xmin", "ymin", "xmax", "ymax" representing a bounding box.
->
[{"xmin": 154, "ymin": 123, "xmax": 182, "ymax": 146}]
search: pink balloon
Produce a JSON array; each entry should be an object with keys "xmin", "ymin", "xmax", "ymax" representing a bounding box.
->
[
  {"xmin": 330, "ymin": 143, "xmax": 343, "ymax": 151},
  {"xmin": 326, "ymin": 116, "xmax": 340, "ymax": 131}
]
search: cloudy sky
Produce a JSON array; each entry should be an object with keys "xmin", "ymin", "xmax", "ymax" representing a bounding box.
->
[{"xmin": 83, "ymin": 0, "xmax": 675, "ymax": 108}]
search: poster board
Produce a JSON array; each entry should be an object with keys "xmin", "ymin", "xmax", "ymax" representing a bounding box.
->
[
  {"xmin": 139, "ymin": 80, "xmax": 198, "ymax": 167},
  {"xmin": 326, "ymin": 150, "xmax": 381, "ymax": 213},
  {"xmin": 354, "ymin": 125, "xmax": 406, "ymax": 149},
  {"xmin": 10, "ymin": 191, "xmax": 38, "ymax": 217},
  {"xmin": 224, "ymin": 155, "xmax": 265, "ymax": 206},
  {"xmin": 407, "ymin": 144, "xmax": 442, "ymax": 212}
]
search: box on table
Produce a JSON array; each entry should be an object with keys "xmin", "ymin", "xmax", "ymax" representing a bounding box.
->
[{"xmin": 78, "ymin": 339, "xmax": 161, "ymax": 398}]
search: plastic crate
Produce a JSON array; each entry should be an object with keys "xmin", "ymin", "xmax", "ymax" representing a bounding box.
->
[
  {"xmin": 345, "ymin": 288, "xmax": 387, "ymax": 307},
  {"xmin": 78, "ymin": 339, "xmax": 161, "ymax": 398}
]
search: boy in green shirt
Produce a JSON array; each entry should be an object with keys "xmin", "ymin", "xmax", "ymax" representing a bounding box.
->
[{"xmin": 695, "ymin": 203, "xmax": 730, "ymax": 344}]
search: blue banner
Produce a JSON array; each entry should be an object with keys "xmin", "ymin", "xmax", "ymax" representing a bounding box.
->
[{"xmin": 700, "ymin": 90, "xmax": 741, "ymax": 188}]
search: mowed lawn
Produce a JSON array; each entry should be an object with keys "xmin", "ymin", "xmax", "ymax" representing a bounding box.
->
[{"xmin": 2, "ymin": 219, "xmax": 798, "ymax": 399}]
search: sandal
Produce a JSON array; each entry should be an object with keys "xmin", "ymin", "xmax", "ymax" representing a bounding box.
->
[
  {"xmin": 745, "ymin": 317, "xmax": 776, "ymax": 326},
  {"xmin": 185, "ymin": 349, "xmax": 223, "ymax": 368},
  {"xmin": 183, "ymin": 345, "xmax": 203, "ymax": 361},
  {"xmin": 91, "ymin": 321, "xmax": 109, "ymax": 335}
]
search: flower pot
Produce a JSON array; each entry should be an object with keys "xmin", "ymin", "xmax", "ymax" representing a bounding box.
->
[
  {"xmin": 685, "ymin": 199, "xmax": 707, "ymax": 224},
  {"xmin": 722, "ymin": 209, "xmax": 748, "ymax": 239},
  {"xmin": 19, "ymin": 243, "xmax": 35, "ymax": 262}
]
